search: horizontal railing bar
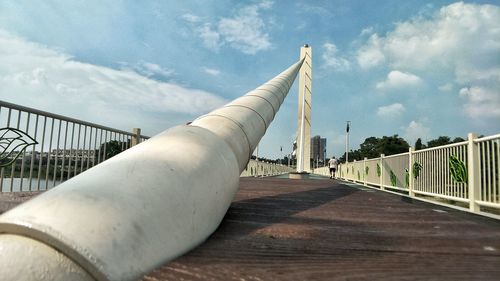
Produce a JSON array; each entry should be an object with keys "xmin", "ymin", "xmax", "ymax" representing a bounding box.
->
[
  {"xmin": 0, "ymin": 100, "xmax": 148, "ymax": 138},
  {"xmin": 475, "ymin": 200, "xmax": 500, "ymax": 209},
  {"xmin": 413, "ymin": 190, "xmax": 470, "ymax": 203},
  {"xmin": 382, "ymin": 152, "xmax": 409, "ymax": 159},
  {"xmin": 413, "ymin": 141, "xmax": 468, "ymax": 153},
  {"xmin": 381, "ymin": 184, "xmax": 408, "ymax": 191},
  {"xmin": 474, "ymin": 134, "xmax": 500, "ymax": 143}
]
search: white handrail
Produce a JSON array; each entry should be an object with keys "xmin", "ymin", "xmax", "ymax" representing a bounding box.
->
[{"xmin": 0, "ymin": 59, "xmax": 304, "ymax": 281}]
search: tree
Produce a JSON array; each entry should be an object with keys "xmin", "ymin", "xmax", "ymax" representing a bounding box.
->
[
  {"xmin": 359, "ymin": 137, "xmax": 380, "ymax": 158},
  {"xmin": 98, "ymin": 140, "xmax": 127, "ymax": 160},
  {"xmin": 377, "ymin": 135, "xmax": 410, "ymax": 155},
  {"xmin": 415, "ymin": 138, "xmax": 424, "ymax": 150},
  {"xmin": 427, "ymin": 136, "xmax": 452, "ymax": 148},
  {"xmin": 340, "ymin": 135, "xmax": 409, "ymax": 162}
]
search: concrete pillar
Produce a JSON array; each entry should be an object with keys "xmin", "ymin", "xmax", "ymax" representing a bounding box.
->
[
  {"xmin": 296, "ymin": 44, "xmax": 312, "ymax": 173},
  {"xmin": 131, "ymin": 128, "xmax": 141, "ymax": 146}
]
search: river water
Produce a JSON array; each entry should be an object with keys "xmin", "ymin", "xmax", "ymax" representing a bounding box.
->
[{"xmin": 1, "ymin": 178, "xmax": 60, "ymax": 192}]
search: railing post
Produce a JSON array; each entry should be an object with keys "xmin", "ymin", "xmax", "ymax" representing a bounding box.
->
[
  {"xmin": 363, "ymin": 157, "xmax": 367, "ymax": 186},
  {"xmin": 380, "ymin": 154, "xmax": 385, "ymax": 190},
  {"xmin": 468, "ymin": 133, "xmax": 480, "ymax": 213},
  {"xmin": 353, "ymin": 160, "xmax": 357, "ymax": 182},
  {"xmin": 131, "ymin": 128, "xmax": 141, "ymax": 146},
  {"xmin": 408, "ymin": 147, "xmax": 414, "ymax": 197}
]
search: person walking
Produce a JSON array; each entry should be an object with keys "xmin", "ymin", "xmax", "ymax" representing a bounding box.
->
[{"xmin": 328, "ymin": 156, "xmax": 338, "ymax": 179}]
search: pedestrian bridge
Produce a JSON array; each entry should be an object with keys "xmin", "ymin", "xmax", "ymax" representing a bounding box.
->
[{"xmin": 0, "ymin": 49, "xmax": 499, "ymax": 280}]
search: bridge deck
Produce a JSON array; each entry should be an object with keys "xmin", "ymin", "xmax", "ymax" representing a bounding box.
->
[
  {"xmin": 144, "ymin": 177, "xmax": 500, "ymax": 281},
  {"xmin": 2, "ymin": 177, "xmax": 500, "ymax": 280}
]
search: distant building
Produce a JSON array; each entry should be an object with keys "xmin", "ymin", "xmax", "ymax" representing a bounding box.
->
[{"xmin": 310, "ymin": 135, "xmax": 326, "ymax": 164}]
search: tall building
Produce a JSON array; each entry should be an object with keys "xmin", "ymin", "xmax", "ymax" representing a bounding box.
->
[{"xmin": 310, "ymin": 135, "xmax": 326, "ymax": 164}]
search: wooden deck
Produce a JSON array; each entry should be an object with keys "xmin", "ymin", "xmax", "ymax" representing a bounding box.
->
[
  {"xmin": 143, "ymin": 177, "xmax": 500, "ymax": 281},
  {"xmin": 2, "ymin": 177, "xmax": 500, "ymax": 280}
]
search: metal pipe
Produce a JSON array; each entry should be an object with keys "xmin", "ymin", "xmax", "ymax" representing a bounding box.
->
[{"xmin": 0, "ymin": 59, "xmax": 303, "ymax": 281}]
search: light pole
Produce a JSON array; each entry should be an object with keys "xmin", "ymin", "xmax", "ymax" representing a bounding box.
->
[{"xmin": 346, "ymin": 121, "xmax": 350, "ymax": 163}]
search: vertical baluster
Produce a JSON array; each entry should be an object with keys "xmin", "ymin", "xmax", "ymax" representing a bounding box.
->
[
  {"xmin": 0, "ymin": 106, "xmax": 3, "ymax": 192},
  {"xmin": 19, "ymin": 112, "xmax": 30, "ymax": 191},
  {"xmin": 37, "ymin": 116, "xmax": 47, "ymax": 191},
  {"xmin": 102, "ymin": 131, "xmax": 108, "ymax": 161},
  {"xmin": 481, "ymin": 142, "xmax": 486, "ymax": 201},
  {"xmin": 438, "ymin": 148, "xmax": 442, "ymax": 196},
  {"xmin": 86, "ymin": 127, "xmax": 93, "ymax": 170},
  {"xmin": 80, "ymin": 126, "xmax": 87, "ymax": 174},
  {"xmin": 97, "ymin": 129, "xmax": 103, "ymax": 164},
  {"xmin": 495, "ymin": 139, "xmax": 500, "ymax": 203},
  {"xmin": 120, "ymin": 133, "xmax": 125, "ymax": 151},
  {"xmin": 67, "ymin": 122, "xmax": 75, "ymax": 180},
  {"xmin": 9, "ymin": 110, "xmax": 21, "ymax": 192},
  {"xmin": 52, "ymin": 120, "xmax": 62, "ymax": 188},
  {"xmin": 45, "ymin": 118, "xmax": 55, "ymax": 190},
  {"xmin": 59, "ymin": 121, "xmax": 69, "ymax": 183},
  {"xmin": 463, "ymin": 145, "xmax": 467, "ymax": 199},
  {"xmin": 487, "ymin": 141, "xmax": 491, "ymax": 203},
  {"xmin": 28, "ymin": 114, "xmax": 39, "ymax": 191},
  {"xmin": 431, "ymin": 149, "xmax": 434, "ymax": 194},
  {"xmin": 93, "ymin": 127, "xmax": 98, "ymax": 167},
  {"xmin": 74, "ymin": 124, "xmax": 81, "ymax": 177}
]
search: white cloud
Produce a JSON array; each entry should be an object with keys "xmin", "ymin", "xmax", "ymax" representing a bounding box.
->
[
  {"xmin": 197, "ymin": 23, "xmax": 222, "ymax": 50},
  {"xmin": 120, "ymin": 61, "xmax": 174, "ymax": 79},
  {"xmin": 181, "ymin": 13, "xmax": 201, "ymax": 23},
  {"xmin": 377, "ymin": 103, "xmax": 405, "ymax": 117},
  {"xmin": 0, "ymin": 29, "xmax": 227, "ymax": 130},
  {"xmin": 438, "ymin": 83, "xmax": 453, "ymax": 92},
  {"xmin": 185, "ymin": 1, "xmax": 273, "ymax": 54},
  {"xmin": 404, "ymin": 121, "xmax": 431, "ymax": 143},
  {"xmin": 357, "ymin": 3, "xmax": 500, "ymax": 72},
  {"xmin": 356, "ymin": 2, "xmax": 499, "ymax": 122},
  {"xmin": 376, "ymin": 70, "xmax": 422, "ymax": 90},
  {"xmin": 202, "ymin": 67, "xmax": 220, "ymax": 76},
  {"xmin": 321, "ymin": 42, "xmax": 350, "ymax": 71},
  {"xmin": 360, "ymin": 26, "xmax": 374, "ymax": 36},
  {"xmin": 295, "ymin": 3, "xmax": 334, "ymax": 17},
  {"xmin": 357, "ymin": 34, "xmax": 385, "ymax": 69},
  {"xmin": 459, "ymin": 87, "xmax": 500, "ymax": 119}
]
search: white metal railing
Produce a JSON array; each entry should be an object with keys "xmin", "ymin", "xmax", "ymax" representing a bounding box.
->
[
  {"xmin": 0, "ymin": 100, "xmax": 149, "ymax": 192},
  {"xmin": 241, "ymin": 159, "xmax": 294, "ymax": 177},
  {"xmin": 315, "ymin": 133, "xmax": 500, "ymax": 219}
]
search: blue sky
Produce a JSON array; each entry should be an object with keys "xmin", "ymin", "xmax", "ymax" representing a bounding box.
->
[{"xmin": 0, "ymin": 0, "xmax": 499, "ymax": 159}]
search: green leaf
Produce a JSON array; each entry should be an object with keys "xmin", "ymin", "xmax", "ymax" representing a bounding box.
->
[
  {"xmin": 376, "ymin": 163, "xmax": 381, "ymax": 178},
  {"xmin": 390, "ymin": 170, "xmax": 397, "ymax": 187},
  {"xmin": 365, "ymin": 166, "xmax": 369, "ymax": 175},
  {"xmin": 357, "ymin": 170, "xmax": 360, "ymax": 180},
  {"xmin": 449, "ymin": 155, "xmax": 467, "ymax": 184},
  {"xmin": 412, "ymin": 162, "xmax": 422, "ymax": 179},
  {"xmin": 0, "ymin": 127, "xmax": 38, "ymax": 167},
  {"xmin": 405, "ymin": 168, "xmax": 409, "ymax": 188}
]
